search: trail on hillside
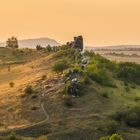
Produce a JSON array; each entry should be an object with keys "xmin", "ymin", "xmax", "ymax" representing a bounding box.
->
[{"xmin": 0, "ymin": 81, "xmax": 64, "ymax": 136}]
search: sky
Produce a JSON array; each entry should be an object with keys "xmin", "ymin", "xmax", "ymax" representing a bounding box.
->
[{"xmin": 0, "ymin": 0, "xmax": 140, "ymax": 46}]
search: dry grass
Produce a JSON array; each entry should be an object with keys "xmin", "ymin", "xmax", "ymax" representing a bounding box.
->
[
  {"xmin": 102, "ymin": 54, "xmax": 140, "ymax": 64},
  {"xmin": 0, "ymin": 52, "xmax": 57, "ymax": 129}
]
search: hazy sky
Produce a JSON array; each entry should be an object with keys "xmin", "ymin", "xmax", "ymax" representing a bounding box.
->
[{"xmin": 0, "ymin": 0, "xmax": 140, "ymax": 46}]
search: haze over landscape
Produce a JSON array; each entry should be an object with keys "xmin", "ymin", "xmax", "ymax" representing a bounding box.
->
[{"xmin": 1, "ymin": 0, "xmax": 140, "ymax": 46}]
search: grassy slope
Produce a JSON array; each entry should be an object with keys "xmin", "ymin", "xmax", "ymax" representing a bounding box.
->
[
  {"xmin": 0, "ymin": 47, "xmax": 140, "ymax": 140},
  {"xmin": 0, "ymin": 47, "xmax": 58, "ymax": 129}
]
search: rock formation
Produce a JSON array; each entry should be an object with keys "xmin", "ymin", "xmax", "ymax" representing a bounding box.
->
[{"xmin": 67, "ymin": 36, "xmax": 84, "ymax": 51}]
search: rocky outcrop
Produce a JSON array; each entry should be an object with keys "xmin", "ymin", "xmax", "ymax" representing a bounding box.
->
[{"xmin": 67, "ymin": 36, "xmax": 83, "ymax": 51}]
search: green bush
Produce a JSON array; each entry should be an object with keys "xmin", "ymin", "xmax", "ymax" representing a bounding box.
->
[
  {"xmin": 86, "ymin": 64, "xmax": 112, "ymax": 86},
  {"xmin": 100, "ymin": 134, "xmax": 125, "ymax": 140},
  {"xmin": 31, "ymin": 106, "xmax": 38, "ymax": 110},
  {"xmin": 63, "ymin": 95, "xmax": 73, "ymax": 107},
  {"xmin": 101, "ymin": 91, "xmax": 109, "ymax": 98},
  {"xmin": 125, "ymin": 86, "xmax": 130, "ymax": 93},
  {"xmin": 98, "ymin": 120, "xmax": 120, "ymax": 134},
  {"xmin": 52, "ymin": 60, "xmax": 69, "ymax": 74},
  {"xmin": 118, "ymin": 62, "xmax": 140, "ymax": 84},
  {"xmin": 8, "ymin": 132, "xmax": 16, "ymax": 140},
  {"xmin": 114, "ymin": 106, "xmax": 140, "ymax": 128},
  {"xmin": 63, "ymin": 81, "xmax": 84, "ymax": 96},
  {"xmin": 134, "ymin": 97, "xmax": 140, "ymax": 102},
  {"xmin": 89, "ymin": 54, "xmax": 117, "ymax": 71},
  {"xmin": 84, "ymin": 50, "xmax": 95, "ymax": 57},
  {"xmin": 24, "ymin": 85, "xmax": 34, "ymax": 94},
  {"xmin": 124, "ymin": 106, "xmax": 140, "ymax": 127}
]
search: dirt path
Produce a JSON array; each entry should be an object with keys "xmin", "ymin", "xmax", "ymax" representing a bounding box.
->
[{"xmin": 0, "ymin": 82, "xmax": 64, "ymax": 137}]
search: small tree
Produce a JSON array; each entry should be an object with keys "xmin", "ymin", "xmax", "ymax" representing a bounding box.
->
[
  {"xmin": 46, "ymin": 45, "xmax": 52, "ymax": 52},
  {"xmin": 6, "ymin": 37, "xmax": 19, "ymax": 49},
  {"xmin": 36, "ymin": 45, "xmax": 43, "ymax": 51}
]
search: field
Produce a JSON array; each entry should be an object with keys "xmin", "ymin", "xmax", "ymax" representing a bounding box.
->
[{"xmin": 94, "ymin": 50, "xmax": 140, "ymax": 64}]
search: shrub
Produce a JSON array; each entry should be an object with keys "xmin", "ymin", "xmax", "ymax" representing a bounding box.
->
[
  {"xmin": 84, "ymin": 50, "xmax": 95, "ymax": 57},
  {"xmin": 118, "ymin": 62, "xmax": 140, "ymax": 84},
  {"xmin": 52, "ymin": 60, "xmax": 69, "ymax": 74},
  {"xmin": 9, "ymin": 82, "xmax": 15, "ymax": 88},
  {"xmin": 100, "ymin": 134, "xmax": 125, "ymax": 140},
  {"xmin": 8, "ymin": 132, "xmax": 16, "ymax": 140},
  {"xmin": 63, "ymin": 81, "xmax": 84, "ymax": 96},
  {"xmin": 124, "ymin": 86, "xmax": 130, "ymax": 93},
  {"xmin": 72, "ymin": 67, "xmax": 83, "ymax": 74},
  {"xmin": 90, "ymin": 54, "xmax": 117, "ymax": 71},
  {"xmin": 31, "ymin": 94, "xmax": 38, "ymax": 99},
  {"xmin": 134, "ymin": 97, "xmax": 140, "ymax": 102},
  {"xmin": 131, "ymin": 84, "xmax": 136, "ymax": 89},
  {"xmin": 86, "ymin": 64, "xmax": 112, "ymax": 86},
  {"xmin": 98, "ymin": 120, "xmax": 120, "ymax": 134},
  {"xmin": 114, "ymin": 106, "xmax": 140, "ymax": 127},
  {"xmin": 124, "ymin": 106, "xmax": 140, "ymax": 127},
  {"xmin": 101, "ymin": 91, "xmax": 109, "ymax": 98},
  {"xmin": 63, "ymin": 95, "xmax": 73, "ymax": 107},
  {"xmin": 24, "ymin": 85, "xmax": 34, "ymax": 94},
  {"xmin": 31, "ymin": 106, "xmax": 38, "ymax": 110},
  {"xmin": 41, "ymin": 75, "xmax": 47, "ymax": 80},
  {"xmin": 79, "ymin": 75, "xmax": 90, "ymax": 85},
  {"xmin": 112, "ymin": 111, "xmax": 126, "ymax": 122},
  {"xmin": 36, "ymin": 45, "xmax": 43, "ymax": 51},
  {"xmin": 55, "ymin": 47, "xmax": 75, "ymax": 58}
]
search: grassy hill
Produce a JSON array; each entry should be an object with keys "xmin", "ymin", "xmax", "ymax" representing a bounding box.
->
[{"xmin": 0, "ymin": 46, "xmax": 140, "ymax": 140}]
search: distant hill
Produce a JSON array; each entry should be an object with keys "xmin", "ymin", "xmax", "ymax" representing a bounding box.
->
[{"xmin": 0, "ymin": 37, "xmax": 60, "ymax": 48}]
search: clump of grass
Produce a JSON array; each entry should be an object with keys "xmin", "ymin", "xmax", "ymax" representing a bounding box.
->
[
  {"xmin": 8, "ymin": 132, "xmax": 16, "ymax": 140},
  {"xmin": 131, "ymin": 84, "xmax": 136, "ymax": 89},
  {"xmin": 31, "ymin": 94, "xmax": 38, "ymax": 99},
  {"xmin": 41, "ymin": 75, "xmax": 47, "ymax": 80},
  {"xmin": 98, "ymin": 120, "xmax": 120, "ymax": 134},
  {"xmin": 52, "ymin": 60, "xmax": 69, "ymax": 74},
  {"xmin": 9, "ymin": 82, "xmax": 15, "ymax": 88},
  {"xmin": 31, "ymin": 106, "xmax": 38, "ymax": 111},
  {"xmin": 113, "ymin": 106, "xmax": 140, "ymax": 128},
  {"xmin": 134, "ymin": 97, "xmax": 140, "ymax": 102},
  {"xmin": 99, "ymin": 134, "xmax": 125, "ymax": 140},
  {"xmin": 24, "ymin": 85, "xmax": 34, "ymax": 95},
  {"xmin": 125, "ymin": 86, "xmax": 130, "ymax": 93},
  {"xmin": 20, "ymin": 93, "xmax": 26, "ymax": 98},
  {"xmin": 63, "ymin": 95, "xmax": 73, "ymax": 107},
  {"xmin": 101, "ymin": 90, "xmax": 109, "ymax": 98}
]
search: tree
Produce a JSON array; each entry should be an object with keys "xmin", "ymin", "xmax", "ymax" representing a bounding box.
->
[
  {"xmin": 46, "ymin": 45, "xmax": 52, "ymax": 52},
  {"xmin": 36, "ymin": 45, "xmax": 43, "ymax": 51},
  {"xmin": 6, "ymin": 37, "xmax": 19, "ymax": 49}
]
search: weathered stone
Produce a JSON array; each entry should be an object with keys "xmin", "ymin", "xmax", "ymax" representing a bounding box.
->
[{"xmin": 67, "ymin": 36, "xmax": 84, "ymax": 51}]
